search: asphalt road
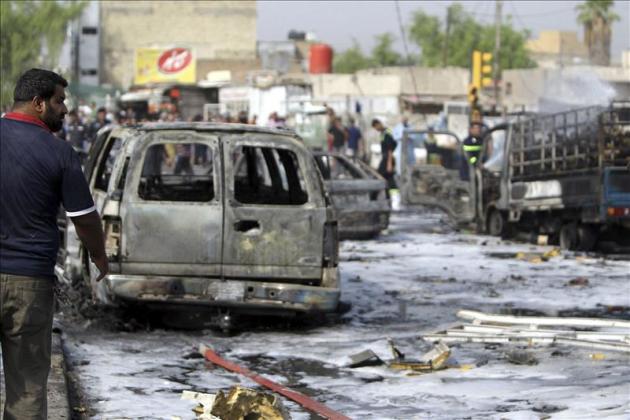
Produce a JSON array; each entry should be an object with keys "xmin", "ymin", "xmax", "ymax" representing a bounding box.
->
[{"xmin": 5, "ymin": 209, "xmax": 629, "ymax": 419}]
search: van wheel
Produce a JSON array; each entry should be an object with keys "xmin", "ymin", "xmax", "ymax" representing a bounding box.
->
[
  {"xmin": 577, "ymin": 224, "xmax": 597, "ymax": 251},
  {"xmin": 559, "ymin": 224, "xmax": 577, "ymax": 250},
  {"xmin": 487, "ymin": 209, "xmax": 506, "ymax": 237}
]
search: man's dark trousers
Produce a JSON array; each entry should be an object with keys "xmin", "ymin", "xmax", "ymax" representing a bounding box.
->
[{"xmin": 0, "ymin": 274, "xmax": 54, "ymax": 420}]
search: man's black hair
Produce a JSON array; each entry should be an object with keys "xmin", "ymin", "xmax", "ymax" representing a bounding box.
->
[
  {"xmin": 371, "ymin": 118, "xmax": 381, "ymax": 127},
  {"xmin": 13, "ymin": 68, "xmax": 68, "ymax": 103},
  {"xmin": 97, "ymin": 107, "xmax": 107, "ymax": 113}
]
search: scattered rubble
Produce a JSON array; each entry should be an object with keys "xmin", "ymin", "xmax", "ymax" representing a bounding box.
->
[
  {"xmin": 181, "ymin": 390, "xmax": 218, "ymax": 420},
  {"xmin": 211, "ymin": 386, "xmax": 289, "ymax": 420},
  {"xmin": 349, "ymin": 341, "xmax": 451, "ymax": 373},
  {"xmin": 180, "ymin": 387, "xmax": 289, "ymax": 420},
  {"xmin": 198, "ymin": 345, "xmax": 351, "ymax": 420},
  {"xmin": 389, "ymin": 342, "xmax": 451, "ymax": 372},
  {"xmin": 486, "ymin": 248, "xmax": 562, "ymax": 263},
  {"xmin": 567, "ymin": 277, "xmax": 590, "ymax": 287},
  {"xmin": 505, "ymin": 350, "xmax": 538, "ymax": 366},
  {"xmin": 423, "ymin": 310, "xmax": 630, "ymax": 353},
  {"xmin": 348, "ymin": 350, "xmax": 384, "ymax": 368}
]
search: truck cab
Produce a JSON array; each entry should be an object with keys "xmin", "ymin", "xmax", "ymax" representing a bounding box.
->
[{"xmin": 400, "ymin": 103, "xmax": 630, "ymax": 250}]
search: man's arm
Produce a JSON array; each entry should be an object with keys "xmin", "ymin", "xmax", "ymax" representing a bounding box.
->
[{"xmin": 71, "ymin": 211, "xmax": 108, "ymax": 281}]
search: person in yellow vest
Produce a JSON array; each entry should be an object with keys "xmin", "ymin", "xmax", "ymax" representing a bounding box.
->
[{"xmin": 462, "ymin": 122, "xmax": 484, "ymax": 165}]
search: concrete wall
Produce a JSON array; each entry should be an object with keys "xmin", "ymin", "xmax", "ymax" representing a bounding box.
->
[
  {"xmin": 356, "ymin": 66, "xmax": 469, "ymax": 97},
  {"xmin": 309, "ymin": 74, "xmax": 402, "ymax": 97},
  {"xmin": 100, "ymin": 1, "xmax": 256, "ymax": 88}
]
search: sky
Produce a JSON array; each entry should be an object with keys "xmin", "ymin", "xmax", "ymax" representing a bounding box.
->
[{"xmin": 257, "ymin": 0, "xmax": 630, "ymax": 63}]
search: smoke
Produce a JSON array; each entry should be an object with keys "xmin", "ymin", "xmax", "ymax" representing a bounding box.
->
[{"xmin": 538, "ymin": 68, "xmax": 617, "ymax": 113}]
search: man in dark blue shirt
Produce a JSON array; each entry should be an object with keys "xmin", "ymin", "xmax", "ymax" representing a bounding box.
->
[
  {"xmin": 346, "ymin": 117, "xmax": 363, "ymax": 159},
  {"xmin": 0, "ymin": 68, "xmax": 108, "ymax": 420}
]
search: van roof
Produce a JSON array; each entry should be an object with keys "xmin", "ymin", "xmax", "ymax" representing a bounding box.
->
[{"xmin": 136, "ymin": 121, "xmax": 299, "ymax": 138}]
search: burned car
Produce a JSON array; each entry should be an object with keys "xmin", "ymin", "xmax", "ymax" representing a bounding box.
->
[
  {"xmin": 56, "ymin": 123, "xmax": 340, "ymax": 324},
  {"xmin": 313, "ymin": 152, "xmax": 390, "ymax": 239}
]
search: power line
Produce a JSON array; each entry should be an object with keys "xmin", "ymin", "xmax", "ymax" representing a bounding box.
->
[{"xmin": 394, "ymin": 0, "xmax": 419, "ymax": 95}]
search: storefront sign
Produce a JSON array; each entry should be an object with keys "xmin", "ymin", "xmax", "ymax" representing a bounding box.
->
[{"xmin": 135, "ymin": 47, "xmax": 196, "ymax": 85}]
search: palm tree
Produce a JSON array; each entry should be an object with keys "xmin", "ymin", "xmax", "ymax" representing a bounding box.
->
[{"xmin": 576, "ymin": 0, "xmax": 620, "ymax": 66}]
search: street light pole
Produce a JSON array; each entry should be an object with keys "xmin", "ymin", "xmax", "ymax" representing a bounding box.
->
[{"xmin": 494, "ymin": 0, "xmax": 502, "ymax": 110}]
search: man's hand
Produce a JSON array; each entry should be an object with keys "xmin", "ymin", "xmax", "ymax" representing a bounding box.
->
[
  {"xmin": 71, "ymin": 211, "xmax": 108, "ymax": 282},
  {"xmin": 92, "ymin": 253, "xmax": 109, "ymax": 282}
]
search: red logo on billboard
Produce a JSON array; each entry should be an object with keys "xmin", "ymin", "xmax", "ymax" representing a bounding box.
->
[{"xmin": 157, "ymin": 48, "xmax": 192, "ymax": 74}]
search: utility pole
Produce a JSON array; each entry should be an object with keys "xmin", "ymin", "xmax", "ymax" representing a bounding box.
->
[
  {"xmin": 442, "ymin": 6, "xmax": 451, "ymax": 67},
  {"xmin": 493, "ymin": 0, "xmax": 502, "ymax": 110}
]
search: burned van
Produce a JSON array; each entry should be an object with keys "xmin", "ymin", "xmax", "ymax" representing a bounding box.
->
[
  {"xmin": 56, "ymin": 123, "xmax": 340, "ymax": 320},
  {"xmin": 313, "ymin": 152, "xmax": 390, "ymax": 239}
]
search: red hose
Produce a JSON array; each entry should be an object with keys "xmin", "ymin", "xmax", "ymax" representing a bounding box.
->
[{"xmin": 199, "ymin": 344, "xmax": 351, "ymax": 420}]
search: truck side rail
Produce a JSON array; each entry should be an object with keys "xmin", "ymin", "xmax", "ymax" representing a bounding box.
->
[{"xmin": 509, "ymin": 105, "xmax": 629, "ymax": 182}]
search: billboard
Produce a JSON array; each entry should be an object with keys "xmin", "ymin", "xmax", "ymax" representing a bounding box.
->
[{"xmin": 135, "ymin": 47, "xmax": 196, "ymax": 85}]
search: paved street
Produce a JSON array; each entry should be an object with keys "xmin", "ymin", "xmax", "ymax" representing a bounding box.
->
[{"xmin": 51, "ymin": 210, "xmax": 630, "ymax": 419}]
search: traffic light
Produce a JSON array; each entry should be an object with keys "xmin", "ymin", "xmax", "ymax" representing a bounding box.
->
[{"xmin": 472, "ymin": 50, "xmax": 493, "ymax": 90}]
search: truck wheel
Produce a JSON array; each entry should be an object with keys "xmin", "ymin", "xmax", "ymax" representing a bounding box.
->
[
  {"xmin": 577, "ymin": 224, "xmax": 597, "ymax": 251},
  {"xmin": 487, "ymin": 209, "xmax": 505, "ymax": 237},
  {"xmin": 559, "ymin": 224, "xmax": 577, "ymax": 250}
]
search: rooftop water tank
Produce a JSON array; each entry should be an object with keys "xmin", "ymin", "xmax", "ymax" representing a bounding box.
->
[{"xmin": 309, "ymin": 44, "xmax": 333, "ymax": 74}]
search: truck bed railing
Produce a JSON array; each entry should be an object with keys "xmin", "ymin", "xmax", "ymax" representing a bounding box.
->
[{"xmin": 509, "ymin": 105, "xmax": 630, "ymax": 181}]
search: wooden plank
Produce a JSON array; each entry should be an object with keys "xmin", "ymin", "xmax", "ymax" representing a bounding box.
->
[{"xmin": 457, "ymin": 310, "xmax": 630, "ymax": 329}]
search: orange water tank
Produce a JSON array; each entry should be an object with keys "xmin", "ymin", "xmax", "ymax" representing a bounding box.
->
[{"xmin": 309, "ymin": 44, "xmax": 333, "ymax": 74}]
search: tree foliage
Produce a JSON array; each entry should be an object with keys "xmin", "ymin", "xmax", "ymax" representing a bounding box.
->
[
  {"xmin": 333, "ymin": 41, "xmax": 373, "ymax": 74},
  {"xmin": 575, "ymin": 0, "xmax": 620, "ymax": 65},
  {"xmin": 371, "ymin": 33, "xmax": 402, "ymax": 67},
  {"xmin": 334, "ymin": 32, "xmax": 405, "ymax": 73},
  {"xmin": 408, "ymin": 3, "xmax": 535, "ymax": 70},
  {"xmin": 1, "ymin": 0, "xmax": 86, "ymax": 107}
]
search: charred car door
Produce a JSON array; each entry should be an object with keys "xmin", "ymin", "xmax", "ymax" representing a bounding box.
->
[
  {"xmin": 120, "ymin": 130, "xmax": 223, "ymax": 277},
  {"xmin": 401, "ymin": 130, "xmax": 475, "ymax": 223},
  {"xmin": 313, "ymin": 152, "xmax": 390, "ymax": 239},
  {"xmin": 222, "ymin": 134, "xmax": 326, "ymax": 284}
]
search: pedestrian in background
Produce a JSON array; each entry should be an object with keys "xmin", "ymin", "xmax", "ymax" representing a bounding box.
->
[
  {"xmin": 346, "ymin": 117, "xmax": 363, "ymax": 159},
  {"xmin": 0, "ymin": 68, "xmax": 108, "ymax": 420},
  {"xmin": 87, "ymin": 107, "xmax": 111, "ymax": 146},
  {"xmin": 328, "ymin": 117, "xmax": 347, "ymax": 154},
  {"xmin": 392, "ymin": 116, "xmax": 410, "ymax": 175},
  {"xmin": 372, "ymin": 118, "xmax": 397, "ymax": 194},
  {"xmin": 65, "ymin": 109, "xmax": 88, "ymax": 157}
]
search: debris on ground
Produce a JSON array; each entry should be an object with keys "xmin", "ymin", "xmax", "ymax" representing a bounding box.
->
[
  {"xmin": 348, "ymin": 349, "xmax": 384, "ymax": 368},
  {"xmin": 211, "ymin": 386, "xmax": 289, "ymax": 420},
  {"xmin": 388, "ymin": 342, "xmax": 450, "ymax": 372},
  {"xmin": 423, "ymin": 310, "xmax": 630, "ymax": 353},
  {"xmin": 505, "ymin": 350, "xmax": 538, "ymax": 365},
  {"xmin": 387, "ymin": 338, "xmax": 405, "ymax": 360},
  {"xmin": 486, "ymin": 248, "xmax": 561, "ymax": 263},
  {"xmin": 566, "ymin": 277, "xmax": 590, "ymax": 287},
  {"xmin": 181, "ymin": 390, "xmax": 218, "ymax": 419},
  {"xmin": 198, "ymin": 345, "xmax": 351, "ymax": 420}
]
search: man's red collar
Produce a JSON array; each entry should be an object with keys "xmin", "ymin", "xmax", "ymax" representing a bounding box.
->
[{"xmin": 3, "ymin": 112, "xmax": 52, "ymax": 133}]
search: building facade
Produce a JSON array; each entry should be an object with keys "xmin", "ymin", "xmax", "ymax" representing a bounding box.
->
[{"xmin": 99, "ymin": 1, "xmax": 257, "ymax": 88}]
